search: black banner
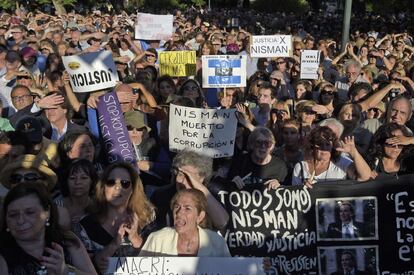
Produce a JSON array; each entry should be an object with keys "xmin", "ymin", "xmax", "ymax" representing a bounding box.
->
[{"xmin": 214, "ymin": 175, "xmax": 414, "ymax": 275}]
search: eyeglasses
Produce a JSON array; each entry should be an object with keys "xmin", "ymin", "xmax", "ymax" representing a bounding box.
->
[
  {"xmin": 11, "ymin": 31, "xmax": 22, "ymax": 34},
  {"xmin": 367, "ymin": 39, "xmax": 375, "ymax": 43},
  {"xmin": 255, "ymin": 140, "xmax": 273, "ymax": 148},
  {"xmin": 294, "ymin": 48, "xmax": 301, "ymax": 51},
  {"xmin": 126, "ymin": 125, "xmax": 146, "ymax": 131},
  {"xmin": 105, "ymin": 179, "xmax": 132, "ymax": 189},
  {"xmin": 146, "ymin": 54, "xmax": 156, "ymax": 58},
  {"xmin": 10, "ymin": 173, "xmax": 44, "ymax": 184},
  {"xmin": 384, "ymin": 143, "xmax": 403, "ymax": 149},
  {"xmin": 11, "ymin": 94, "xmax": 32, "ymax": 101}
]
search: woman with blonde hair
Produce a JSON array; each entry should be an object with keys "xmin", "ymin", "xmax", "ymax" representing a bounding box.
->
[{"xmin": 78, "ymin": 162, "xmax": 155, "ymax": 273}]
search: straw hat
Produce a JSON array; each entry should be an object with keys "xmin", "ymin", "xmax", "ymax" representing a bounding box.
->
[{"xmin": 0, "ymin": 154, "xmax": 57, "ymax": 191}]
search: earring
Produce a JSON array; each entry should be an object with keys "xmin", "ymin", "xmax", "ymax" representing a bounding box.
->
[
  {"xmin": 6, "ymin": 228, "xmax": 10, "ymax": 232},
  {"xmin": 45, "ymin": 218, "xmax": 50, "ymax": 227}
]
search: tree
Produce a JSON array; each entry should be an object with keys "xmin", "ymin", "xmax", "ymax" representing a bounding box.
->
[
  {"xmin": 251, "ymin": 0, "xmax": 309, "ymax": 13},
  {"xmin": 0, "ymin": 0, "xmax": 76, "ymax": 14}
]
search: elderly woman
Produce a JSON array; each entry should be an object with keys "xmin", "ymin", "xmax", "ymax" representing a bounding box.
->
[
  {"xmin": 368, "ymin": 123, "xmax": 413, "ymax": 179},
  {"xmin": 228, "ymin": 127, "xmax": 288, "ymax": 190},
  {"xmin": 292, "ymin": 126, "xmax": 371, "ymax": 187},
  {"xmin": 78, "ymin": 162, "xmax": 155, "ymax": 273},
  {"xmin": 140, "ymin": 189, "xmax": 230, "ymax": 256},
  {"xmin": 0, "ymin": 183, "xmax": 97, "ymax": 274}
]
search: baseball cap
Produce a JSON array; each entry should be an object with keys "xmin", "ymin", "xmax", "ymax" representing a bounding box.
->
[{"xmin": 16, "ymin": 116, "xmax": 43, "ymax": 144}]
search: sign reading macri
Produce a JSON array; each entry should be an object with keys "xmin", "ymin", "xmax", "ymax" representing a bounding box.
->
[
  {"xmin": 250, "ymin": 35, "xmax": 292, "ymax": 57},
  {"xmin": 169, "ymin": 104, "xmax": 237, "ymax": 158},
  {"xmin": 62, "ymin": 50, "xmax": 118, "ymax": 93},
  {"xmin": 105, "ymin": 257, "xmax": 264, "ymax": 275},
  {"xmin": 213, "ymin": 175, "xmax": 414, "ymax": 274}
]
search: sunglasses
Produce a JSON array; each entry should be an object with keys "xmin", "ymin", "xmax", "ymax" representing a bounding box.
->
[
  {"xmin": 17, "ymin": 75, "xmax": 31, "ymax": 80},
  {"xmin": 276, "ymin": 61, "xmax": 286, "ymax": 65},
  {"xmin": 105, "ymin": 179, "xmax": 132, "ymax": 189},
  {"xmin": 304, "ymin": 110, "xmax": 317, "ymax": 115},
  {"xmin": 314, "ymin": 142, "xmax": 333, "ymax": 151},
  {"xmin": 10, "ymin": 173, "xmax": 43, "ymax": 184},
  {"xmin": 368, "ymin": 108, "xmax": 380, "ymax": 113},
  {"xmin": 126, "ymin": 125, "xmax": 146, "ymax": 131},
  {"xmin": 294, "ymin": 48, "xmax": 301, "ymax": 51},
  {"xmin": 321, "ymin": 90, "xmax": 334, "ymax": 95},
  {"xmin": 146, "ymin": 54, "xmax": 156, "ymax": 58}
]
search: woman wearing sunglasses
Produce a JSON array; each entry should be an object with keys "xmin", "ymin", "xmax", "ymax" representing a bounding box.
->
[
  {"xmin": 292, "ymin": 126, "xmax": 371, "ymax": 187},
  {"xmin": 78, "ymin": 162, "xmax": 155, "ymax": 274},
  {"xmin": 368, "ymin": 123, "xmax": 413, "ymax": 179}
]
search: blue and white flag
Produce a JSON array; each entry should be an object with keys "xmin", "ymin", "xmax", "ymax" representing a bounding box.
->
[{"xmin": 202, "ymin": 55, "xmax": 247, "ymax": 88}]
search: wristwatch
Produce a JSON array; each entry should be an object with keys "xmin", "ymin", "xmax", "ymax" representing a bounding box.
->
[{"xmin": 67, "ymin": 264, "xmax": 76, "ymax": 275}]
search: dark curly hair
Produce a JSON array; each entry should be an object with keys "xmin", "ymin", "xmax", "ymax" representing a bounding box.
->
[
  {"xmin": 367, "ymin": 122, "xmax": 411, "ymax": 164},
  {"xmin": 303, "ymin": 126, "xmax": 341, "ymax": 162}
]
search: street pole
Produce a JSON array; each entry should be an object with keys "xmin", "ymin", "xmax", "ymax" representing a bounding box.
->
[
  {"xmin": 341, "ymin": 0, "xmax": 353, "ymax": 51},
  {"xmin": 208, "ymin": 0, "xmax": 211, "ymax": 11}
]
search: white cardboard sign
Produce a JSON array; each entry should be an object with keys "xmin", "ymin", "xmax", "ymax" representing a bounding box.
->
[
  {"xmin": 250, "ymin": 35, "xmax": 292, "ymax": 57},
  {"xmin": 105, "ymin": 257, "xmax": 265, "ymax": 275},
  {"xmin": 135, "ymin": 12, "xmax": 173, "ymax": 40},
  {"xmin": 169, "ymin": 104, "xmax": 237, "ymax": 158},
  {"xmin": 300, "ymin": 50, "xmax": 321, "ymax": 80},
  {"xmin": 202, "ymin": 55, "xmax": 247, "ymax": 88},
  {"xmin": 62, "ymin": 50, "xmax": 119, "ymax": 93}
]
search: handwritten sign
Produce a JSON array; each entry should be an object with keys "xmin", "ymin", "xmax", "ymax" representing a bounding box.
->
[
  {"xmin": 62, "ymin": 50, "xmax": 118, "ymax": 93},
  {"xmin": 97, "ymin": 91, "xmax": 136, "ymax": 165},
  {"xmin": 250, "ymin": 35, "xmax": 292, "ymax": 57},
  {"xmin": 300, "ymin": 50, "xmax": 321, "ymax": 80},
  {"xmin": 159, "ymin": 51, "xmax": 196, "ymax": 77},
  {"xmin": 135, "ymin": 13, "xmax": 173, "ymax": 40},
  {"xmin": 168, "ymin": 104, "xmax": 237, "ymax": 158},
  {"xmin": 202, "ymin": 55, "xmax": 247, "ymax": 88},
  {"xmin": 105, "ymin": 257, "xmax": 264, "ymax": 275}
]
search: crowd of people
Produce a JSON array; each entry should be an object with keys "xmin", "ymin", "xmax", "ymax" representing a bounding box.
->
[{"xmin": 0, "ymin": 4, "xmax": 412, "ymax": 274}]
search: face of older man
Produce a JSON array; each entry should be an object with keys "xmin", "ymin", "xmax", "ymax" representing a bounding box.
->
[{"xmin": 387, "ymin": 98, "xmax": 412, "ymax": 125}]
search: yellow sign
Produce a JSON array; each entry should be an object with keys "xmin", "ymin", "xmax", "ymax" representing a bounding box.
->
[{"xmin": 159, "ymin": 51, "xmax": 197, "ymax": 77}]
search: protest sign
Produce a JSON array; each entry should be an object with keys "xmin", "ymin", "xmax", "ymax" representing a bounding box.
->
[
  {"xmin": 135, "ymin": 12, "xmax": 173, "ymax": 40},
  {"xmin": 250, "ymin": 35, "xmax": 292, "ymax": 57},
  {"xmin": 105, "ymin": 257, "xmax": 264, "ymax": 275},
  {"xmin": 202, "ymin": 55, "xmax": 247, "ymax": 88},
  {"xmin": 97, "ymin": 91, "xmax": 136, "ymax": 165},
  {"xmin": 168, "ymin": 104, "xmax": 237, "ymax": 158},
  {"xmin": 62, "ymin": 50, "xmax": 118, "ymax": 93},
  {"xmin": 159, "ymin": 51, "xmax": 196, "ymax": 77},
  {"xmin": 300, "ymin": 50, "xmax": 321, "ymax": 79},
  {"xmin": 210, "ymin": 175, "xmax": 414, "ymax": 274}
]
